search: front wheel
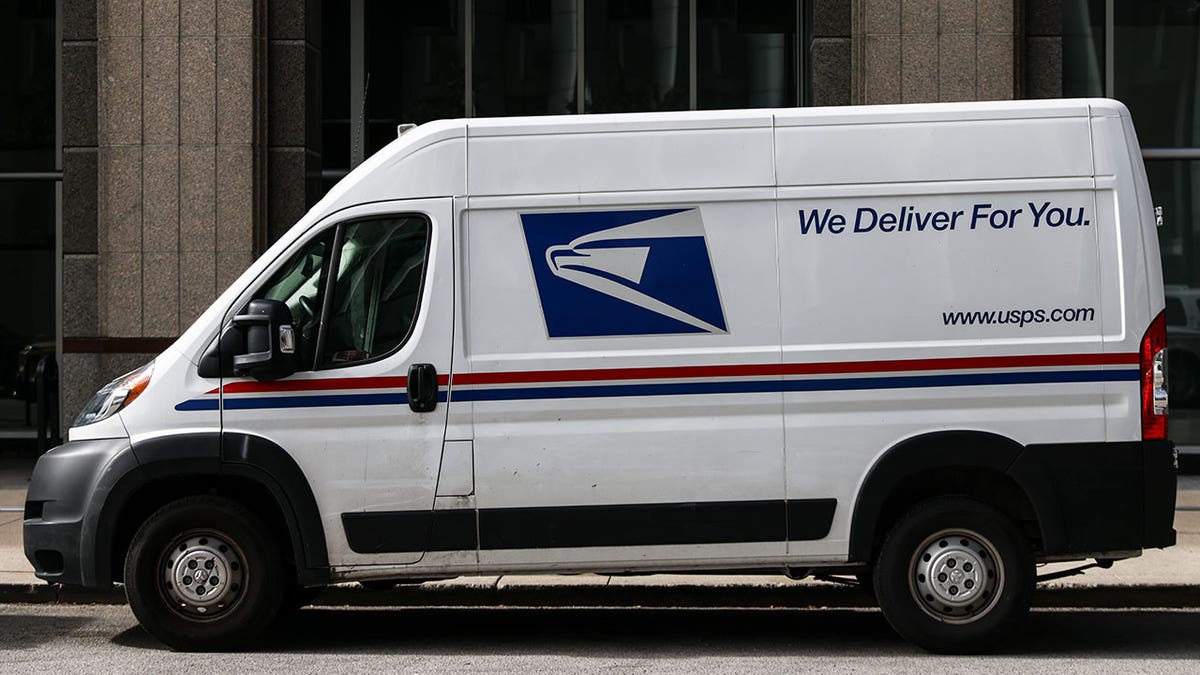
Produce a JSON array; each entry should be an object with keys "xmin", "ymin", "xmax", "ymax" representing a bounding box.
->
[
  {"xmin": 124, "ymin": 496, "xmax": 286, "ymax": 651},
  {"xmin": 873, "ymin": 497, "xmax": 1034, "ymax": 654}
]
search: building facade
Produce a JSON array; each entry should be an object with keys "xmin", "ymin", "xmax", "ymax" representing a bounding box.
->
[{"xmin": 3, "ymin": 0, "xmax": 1199, "ymax": 448}]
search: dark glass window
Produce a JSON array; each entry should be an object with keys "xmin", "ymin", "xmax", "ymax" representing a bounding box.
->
[
  {"xmin": 1146, "ymin": 160, "xmax": 1200, "ymax": 432},
  {"xmin": 473, "ymin": 0, "xmax": 580, "ymax": 116},
  {"xmin": 319, "ymin": 0, "xmax": 809, "ymax": 186},
  {"xmin": 321, "ymin": 217, "xmax": 430, "ymax": 367},
  {"xmin": 322, "ymin": 0, "xmax": 352, "ymax": 194},
  {"xmin": 1167, "ymin": 296, "xmax": 1187, "ymax": 327},
  {"xmin": 365, "ymin": 1, "xmax": 466, "ymax": 156},
  {"xmin": 0, "ymin": 0, "xmax": 55, "ymax": 432},
  {"xmin": 1062, "ymin": 0, "xmax": 1105, "ymax": 98},
  {"xmin": 1165, "ymin": 287, "xmax": 1200, "ymax": 412},
  {"xmin": 0, "ymin": 0, "xmax": 56, "ymax": 433},
  {"xmin": 0, "ymin": 182, "xmax": 55, "ymax": 399},
  {"xmin": 1114, "ymin": 1, "xmax": 1200, "ymax": 148},
  {"xmin": 584, "ymin": 0, "xmax": 689, "ymax": 113},
  {"xmin": 1147, "ymin": 160, "xmax": 1200, "ymax": 288},
  {"xmin": 0, "ymin": 0, "xmax": 55, "ymax": 172},
  {"xmin": 697, "ymin": 0, "xmax": 798, "ymax": 109}
]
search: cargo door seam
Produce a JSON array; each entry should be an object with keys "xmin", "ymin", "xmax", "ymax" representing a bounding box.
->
[
  {"xmin": 771, "ymin": 112, "xmax": 790, "ymax": 553},
  {"xmin": 1087, "ymin": 103, "xmax": 1110, "ymax": 442}
]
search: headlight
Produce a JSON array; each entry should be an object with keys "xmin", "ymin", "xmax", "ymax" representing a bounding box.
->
[{"xmin": 74, "ymin": 361, "xmax": 154, "ymax": 427}]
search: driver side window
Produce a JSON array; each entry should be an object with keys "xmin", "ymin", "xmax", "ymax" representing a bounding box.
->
[
  {"xmin": 320, "ymin": 217, "xmax": 431, "ymax": 366},
  {"xmin": 247, "ymin": 214, "xmax": 430, "ymax": 372}
]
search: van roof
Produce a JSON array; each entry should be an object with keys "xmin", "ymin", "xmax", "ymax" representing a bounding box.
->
[
  {"xmin": 460, "ymin": 98, "xmax": 1119, "ymax": 137},
  {"xmin": 312, "ymin": 98, "xmax": 1128, "ymax": 217}
]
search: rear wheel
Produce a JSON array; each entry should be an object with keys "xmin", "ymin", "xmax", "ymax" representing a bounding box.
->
[
  {"xmin": 124, "ymin": 496, "xmax": 285, "ymax": 651},
  {"xmin": 873, "ymin": 497, "xmax": 1033, "ymax": 654}
]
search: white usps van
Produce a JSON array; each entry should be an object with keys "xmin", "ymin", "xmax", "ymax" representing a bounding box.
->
[{"xmin": 25, "ymin": 99, "xmax": 1176, "ymax": 653}]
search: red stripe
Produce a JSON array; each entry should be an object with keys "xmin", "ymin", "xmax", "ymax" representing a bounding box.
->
[
  {"xmin": 781, "ymin": 352, "xmax": 1137, "ymax": 376},
  {"xmin": 203, "ymin": 353, "xmax": 1138, "ymax": 395},
  {"xmin": 453, "ymin": 353, "xmax": 1139, "ymax": 386},
  {"xmin": 210, "ymin": 374, "xmax": 450, "ymax": 395}
]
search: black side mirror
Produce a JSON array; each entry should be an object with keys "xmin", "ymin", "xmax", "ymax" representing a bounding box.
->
[{"xmin": 232, "ymin": 299, "xmax": 297, "ymax": 381}]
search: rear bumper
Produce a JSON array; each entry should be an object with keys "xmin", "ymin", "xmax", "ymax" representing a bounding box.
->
[
  {"xmin": 1142, "ymin": 439, "xmax": 1179, "ymax": 550},
  {"xmin": 1010, "ymin": 439, "xmax": 1177, "ymax": 557}
]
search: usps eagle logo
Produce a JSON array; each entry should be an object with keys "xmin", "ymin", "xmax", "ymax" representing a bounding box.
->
[{"xmin": 521, "ymin": 208, "xmax": 728, "ymax": 338}]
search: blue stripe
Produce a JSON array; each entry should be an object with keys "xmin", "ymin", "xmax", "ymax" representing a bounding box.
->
[
  {"xmin": 175, "ymin": 369, "xmax": 1139, "ymax": 411},
  {"xmin": 175, "ymin": 390, "xmax": 451, "ymax": 412},
  {"xmin": 224, "ymin": 392, "xmax": 409, "ymax": 410},
  {"xmin": 785, "ymin": 368, "xmax": 1140, "ymax": 392},
  {"xmin": 175, "ymin": 398, "xmax": 220, "ymax": 411},
  {"xmin": 453, "ymin": 368, "xmax": 1140, "ymax": 402}
]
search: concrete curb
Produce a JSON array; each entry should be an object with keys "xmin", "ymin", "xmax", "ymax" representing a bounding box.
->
[
  {"xmin": 4, "ymin": 582, "xmax": 1199, "ymax": 610},
  {"xmin": 0, "ymin": 582, "xmax": 125, "ymax": 605}
]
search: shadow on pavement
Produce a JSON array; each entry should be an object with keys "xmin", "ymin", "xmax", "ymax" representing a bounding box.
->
[
  {"xmin": 1011, "ymin": 610, "xmax": 1200, "ymax": 657},
  {"xmin": 110, "ymin": 624, "xmax": 164, "ymax": 651},
  {"xmin": 0, "ymin": 614, "xmax": 93, "ymax": 651},
  {"xmin": 107, "ymin": 607, "xmax": 1200, "ymax": 659}
]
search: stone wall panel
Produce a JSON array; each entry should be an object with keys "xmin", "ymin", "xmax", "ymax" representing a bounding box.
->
[{"xmin": 854, "ymin": 0, "xmax": 1017, "ymax": 105}]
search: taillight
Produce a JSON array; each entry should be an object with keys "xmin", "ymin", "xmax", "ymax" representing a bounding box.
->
[{"xmin": 1140, "ymin": 309, "xmax": 1168, "ymax": 440}]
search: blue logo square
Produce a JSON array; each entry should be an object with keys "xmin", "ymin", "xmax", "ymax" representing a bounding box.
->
[{"xmin": 521, "ymin": 208, "xmax": 727, "ymax": 338}]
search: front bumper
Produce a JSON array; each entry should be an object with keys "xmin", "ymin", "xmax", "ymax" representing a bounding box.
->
[{"xmin": 23, "ymin": 438, "xmax": 135, "ymax": 587}]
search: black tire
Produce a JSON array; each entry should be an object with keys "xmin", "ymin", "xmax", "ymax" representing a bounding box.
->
[
  {"xmin": 124, "ymin": 496, "xmax": 286, "ymax": 651},
  {"xmin": 873, "ymin": 497, "xmax": 1034, "ymax": 654},
  {"xmin": 854, "ymin": 569, "xmax": 876, "ymax": 600}
]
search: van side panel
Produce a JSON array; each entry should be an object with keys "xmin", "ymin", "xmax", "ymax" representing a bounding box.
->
[
  {"xmin": 462, "ymin": 181, "xmax": 790, "ymax": 569},
  {"xmin": 775, "ymin": 117, "xmax": 1094, "ymax": 187},
  {"xmin": 466, "ymin": 115, "xmax": 774, "ymax": 196},
  {"xmin": 775, "ymin": 113, "xmax": 1112, "ymax": 560}
]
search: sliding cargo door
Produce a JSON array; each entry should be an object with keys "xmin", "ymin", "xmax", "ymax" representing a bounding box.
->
[{"xmin": 463, "ymin": 192, "xmax": 788, "ymax": 569}]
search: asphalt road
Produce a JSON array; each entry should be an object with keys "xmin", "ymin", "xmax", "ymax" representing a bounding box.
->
[{"xmin": 1, "ymin": 604, "xmax": 1199, "ymax": 673}]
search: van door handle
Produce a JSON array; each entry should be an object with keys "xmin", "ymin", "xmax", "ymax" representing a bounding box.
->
[{"xmin": 407, "ymin": 363, "xmax": 438, "ymax": 413}]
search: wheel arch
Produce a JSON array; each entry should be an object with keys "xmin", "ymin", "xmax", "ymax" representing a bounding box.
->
[
  {"xmin": 848, "ymin": 430, "xmax": 1043, "ymax": 563},
  {"xmin": 97, "ymin": 432, "xmax": 329, "ymax": 587}
]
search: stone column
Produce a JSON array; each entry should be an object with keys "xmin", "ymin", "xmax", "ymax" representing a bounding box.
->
[
  {"xmin": 61, "ymin": 0, "xmax": 268, "ymax": 421},
  {"xmin": 61, "ymin": 0, "xmax": 101, "ymax": 424},
  {"xmin": 1024, "ymin": 0, "xmax": 1063, "ymax": 98},
  {"xmin": 811, "ymin": 0, "xmax": 853, "ymax": 107},
  {"xmin": 852, "ymin": 0, "xmax": 1018, "ymax": 105},
  {"xmin": 266, "ymin": 0, "xmax": 322, "ymax": 244}
]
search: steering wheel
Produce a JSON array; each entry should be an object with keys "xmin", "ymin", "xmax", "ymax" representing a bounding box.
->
[{"xmin": 298, "ymin": 293, "xmax": 316, "ymax": 319}]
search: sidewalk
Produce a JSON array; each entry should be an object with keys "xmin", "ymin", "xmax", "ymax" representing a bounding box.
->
[{"xmin": 1, "ymin": 458, "xmax": 1197, "ymax": 607}]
